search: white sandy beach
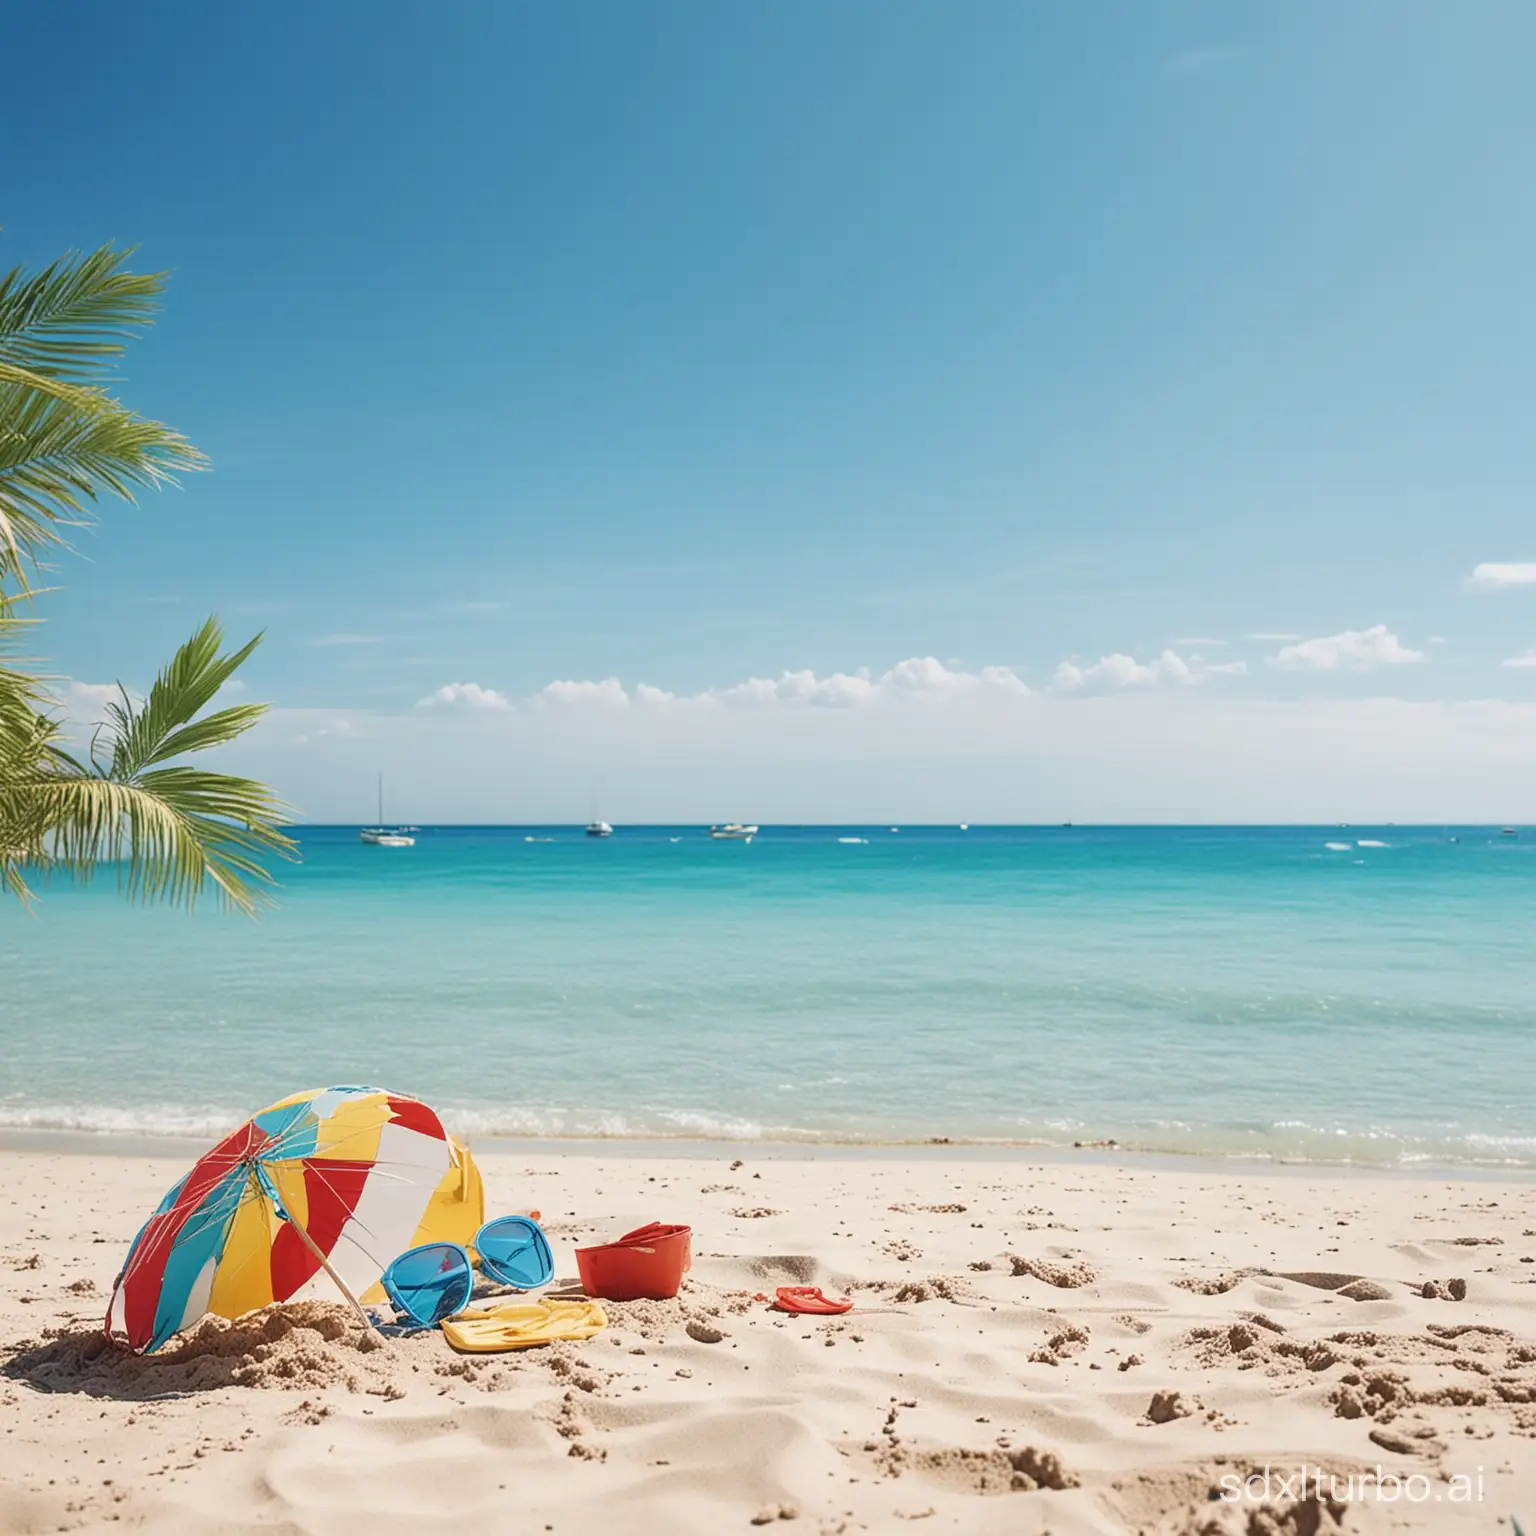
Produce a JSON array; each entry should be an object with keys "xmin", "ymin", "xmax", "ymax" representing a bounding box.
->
[{"xmin": 2, "ymin": 1145, "xmax": 1534, "ymax": 1534}]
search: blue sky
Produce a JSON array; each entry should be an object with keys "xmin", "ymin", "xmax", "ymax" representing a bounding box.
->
[{"xmin": 9, "ymin": 1, "xmax": 1536, "ymax": 820}]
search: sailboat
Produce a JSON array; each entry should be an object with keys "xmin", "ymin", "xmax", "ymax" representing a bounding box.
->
[
  {"xmin": 585, "ymin": 791, "xmax": 612, "ymax": 837},
  {"xmin": 360, "ymin": 774, "xmax": 415, "ymax": 847},
  {"xmin": 708, "ymin": 823, "xmax": 757, "ymax": 841}
]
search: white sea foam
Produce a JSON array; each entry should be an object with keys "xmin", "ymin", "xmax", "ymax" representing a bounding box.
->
[
  {"xmin": 2, "ymin": 1100, "xmax": 1532, "ymax": 1166},
  {"xmin": 1356, "ymin": 839, "xmax": 1389, "ymax": 848},
  {"xmin": 1324, "ymin": 842, "xmax": 1352, "ymax": 851},
  {"xmin": 0, "ymin": 1103, "xmax": 249, "ymax": 1139}
]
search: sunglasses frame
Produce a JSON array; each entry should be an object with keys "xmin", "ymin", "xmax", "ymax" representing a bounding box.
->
[
  {"xmin": 473, "ymin": 1214, "xmax": 554, "ymax": 1290},
  {"xmin": 380, "ymin": 1240, "xmax": 475, "ymax": 1327},
  {"xmin": 379, "ymin": 1216, "xmax": 555, "ymax": 1327}
]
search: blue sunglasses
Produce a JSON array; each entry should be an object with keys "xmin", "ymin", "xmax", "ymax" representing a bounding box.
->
[{"xmin": 380, "ymin": 1216, "xmax": 555, "ymax": 1328}]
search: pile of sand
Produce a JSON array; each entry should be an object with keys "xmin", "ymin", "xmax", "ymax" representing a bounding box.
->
[
  {"xmin": 1104, "ymin": 1461, "xmax": 1361, "ymax": 1535},
  {"xmin": 1176, "ymin": 1318, "xmax": 1536, "ymax": 1443},
  {"xmin": 5, "ymin": 1302, "xmax": 394, "ymax": 1398}
]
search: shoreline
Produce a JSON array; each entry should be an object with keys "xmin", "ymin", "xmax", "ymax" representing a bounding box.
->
[{"xmin": 5, "ymin": 1124, "xmax": 1535, "ymax": 1182}]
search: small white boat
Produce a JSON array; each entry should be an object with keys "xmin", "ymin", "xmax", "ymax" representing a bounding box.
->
[
  {"xmin": 586, "ymin": 821, "xmax": 613, "ymax": 838},
  {"xmin": 709, "ymin": 823, "xmax": 757, "ymax": 842},
  {"xmin": 360, "ymin": 775, "xmax": 414, "ymax": 847}
]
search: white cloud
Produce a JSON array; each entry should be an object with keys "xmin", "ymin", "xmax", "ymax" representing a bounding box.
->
[
  {"xmin": 884, "ymin": 656, "xmax": 961, "ymax": 693},
  {"xmin": 232, "ymin": 691, "xmax": 1536, "ymax": 826},
  {"xmin": 771, "ymin": 669, "xmax": 874, "ymax": 708},
  {"xmin": 416, "ymin": 681, "xmax": 511, "ymax": 711},
  {"xmin": 1469, "ymin": 562, "xmax": 1536, "ymax": 589},
  {"xmin": 62, "ymin": 680, "xmax": 123, "ymax": 714},
  {"xmin": 516, "ymin": 657, "xmax": 1032, "ymax": 713},
  {"xmin": 1269, "ymin": 625, "xmax": 1424, "ymax": 671},
  {"xmin": 539, "ymin": 677, "xmax": 629, "ymax": 707},
  {"xmin": 977, "ymin": 665, "xmax": 1031, "ymax": 694},
  {"xmin": 714, "ymin": 658, "xmax": 1028, "ymax": 709},
  {"xmin": 1053, "ymin": 649, "xmax": 1196, "ymax": 692},
  {"xmin": 308, "ymin": 633, "xmax": 384, "ymax": 647},
  {"xmin": 1502, "ymin": 650, "xmax": 1536, "ymax": 669}
]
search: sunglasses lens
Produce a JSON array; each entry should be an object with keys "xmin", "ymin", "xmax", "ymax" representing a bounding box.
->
[
  {"xmin": 477, "ymin": 1217, "xmax": 554, "ymax": 1289},
  {"xmin": 384, "ymin": 1243, "xmax": 472, "ymax": 1324}
]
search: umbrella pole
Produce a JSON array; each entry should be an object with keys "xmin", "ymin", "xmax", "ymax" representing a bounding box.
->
[{"xmin": 284, "ymin": 1215, "xmax": 378, "ymax": 1334}]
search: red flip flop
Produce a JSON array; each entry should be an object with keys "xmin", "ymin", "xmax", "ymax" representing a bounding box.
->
[{"xmin": 771, "ymin": 1286, "xmax": 852, "ymax": 1315}]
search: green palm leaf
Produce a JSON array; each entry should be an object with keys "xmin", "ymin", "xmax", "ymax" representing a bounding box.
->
[
  {"xmin": 103, "ymin": 618, "xmax": 260, "ymax": 775},
  {"xmin": 0, "ymin": 243, "xmax": 206, "ymax": 589},
  {"xmin": 16, "ymin": 620, "xmax": 297, "ymax": 914},
  {"xmin": 0, "ymin": 378, "xmax": 204, "ymax": 585},
  {"xmin": 0, "ymin": 242, "xmax": 291, "ymax": 915},
  {"xmin": 0, "ymin": 245, "xmax": 168, "ymax": 381}
]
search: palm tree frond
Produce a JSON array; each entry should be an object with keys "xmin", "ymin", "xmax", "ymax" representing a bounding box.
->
[
  {"xmin": 42, "ymin": 773, "xmax": 291, "ymax": 914},
  {"xmin": 0, "ymin": 243, "xmax": 291, "ymax": 917},
  {"xmin": 0, "ymin": 378, "xmax": 206, "ymax": 585},
  {"xmin": 106, "ymin": 619, "xmax": 261, "ymax": 776},
  {"xmin": 0, "ymin": 245, "xmax": 167, "ymax": 382},
  {"xmin": 2, "ymin": 619, "xmax": 295, "ymax": 916},
  {"xmin": 140, "ymin": 702, "xmax": 271, "ymax": 765}
]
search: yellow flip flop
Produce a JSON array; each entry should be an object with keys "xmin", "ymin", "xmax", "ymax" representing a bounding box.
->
[{"xmin": 441, "ymin": 1298, "xmax": 607, "ymax": 1353}]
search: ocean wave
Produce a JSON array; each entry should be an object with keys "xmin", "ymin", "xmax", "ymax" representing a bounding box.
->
[
  {"xmin": 3, "ymin": 1101, "xmax": 1533, "ymax": 1168},
  {"xmin": 0, "ymin": 1100, "xmax": 797, "ymax": 1145},
  {"xmin": 1091, "ymin": 1115, "xmax": 1536, "ymax": 1168},
  {"xmin": 0, "ymin": 1103, "xmax": 253, "ymax": 1139}
]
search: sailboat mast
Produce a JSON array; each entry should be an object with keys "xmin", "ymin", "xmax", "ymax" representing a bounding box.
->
[{"xmin": 377, "ymin": 772, "xmax": 383, "ymax": 827}]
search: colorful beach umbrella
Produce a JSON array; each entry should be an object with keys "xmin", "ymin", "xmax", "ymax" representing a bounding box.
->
[{"xmin": 105, "ymin": 1086, "xmax": 484, "ymax": 1352}]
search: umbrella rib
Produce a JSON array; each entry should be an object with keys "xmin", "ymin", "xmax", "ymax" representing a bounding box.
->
[{"xmin": 118, "ymin": 1168, "xmax": 251, "ymax": 1281}]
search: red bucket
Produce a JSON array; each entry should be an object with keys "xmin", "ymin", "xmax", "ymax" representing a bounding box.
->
[{"xmin": 575, "ymin": 1222, "xmax": 692, "ymax": 1301}]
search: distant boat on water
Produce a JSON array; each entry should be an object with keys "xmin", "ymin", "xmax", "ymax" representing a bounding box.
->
[
  {"xmin": 709, "ymin": 823, "xmax": 757, "ymax": 842},
  {"xmin": 360, "ymin": 774, "xmax": 414, "ymax": 847},
  {"xmin": 586, "ymin": 821, "xmax": 613, "ymax": 838}
]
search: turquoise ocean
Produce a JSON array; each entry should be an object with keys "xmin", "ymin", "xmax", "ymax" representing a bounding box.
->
[{"xmin": 4, "ymin": 826, "xmax": 1533, "ymax": 1166}]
